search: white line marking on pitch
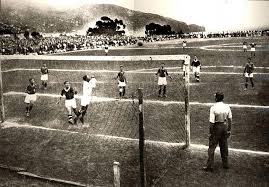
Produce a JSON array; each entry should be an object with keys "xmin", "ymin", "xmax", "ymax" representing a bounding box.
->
[
  {"xmin": 2, "ymin": 68, "xmax": 269, "ymax": 75},
  {"xmin": 0, "ymin": 55, "xmax": 188, "ymax": 61},
  {"xmin": 130, "ymin": 66, "xmax": 269, "ymax": 72},
  {"xmin": 4, "ymin": 91, "xmax": 269, "ymax": 109},
  {"xmin": 2, "ymin": 68, "xmax": 119, "ymax": 73},
  {"xmin": 200, "ymin": 45, "xmax": 269, "ymax": 52},
  {"xmin": 190, "ymin": 144, "xmax": 269, "ymax": 156},
  {"xmin": 1, "ymin": 122, "xmax": 268, "ymax": 156}
]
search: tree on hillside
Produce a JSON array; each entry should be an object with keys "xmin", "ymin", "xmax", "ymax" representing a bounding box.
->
[
  {"xmin": 24, "ymin": 30, "xmax": 30, "ymax": 39},
  {"xmin": 145, "ymin": 23, "xmax": 175, "ymax": 36},
  {"xmin": 31, "ymin": 31, "xmax": 42, "ymax": 39},
  {"xmin": 86, "ymin": 16, "xmax": 126, "ymax": 36},
  {"xmin": 0, "ymin": 22, "xmax": 22, "ymax": 35}
]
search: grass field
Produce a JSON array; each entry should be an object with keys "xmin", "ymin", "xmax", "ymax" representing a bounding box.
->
[
  {"xmin": 0, "ymin": 168, "xmax": 67, "ymax": 187},
  {"xmin": 3, "ymin": 70, "xmax": 269, "ymax": 104},
  {"xmin": 0, "ymin": 125, "xmax": 268, "ymax": 187},
  {"xmin": 0, "ymin": 37, "xmax": 268, "ymax": 186}
]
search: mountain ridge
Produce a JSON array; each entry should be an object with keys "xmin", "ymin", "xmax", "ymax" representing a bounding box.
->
[{"xmin": 0, "ymin": 3, "xmax": 205, "ymax": 35}]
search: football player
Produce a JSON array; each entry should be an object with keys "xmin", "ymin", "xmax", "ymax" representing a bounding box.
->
[
  {"xmin": 59, "ymin": 81, "xmax": 78, "ymax": 124},
  {"xmin": 242, "ymin": 41, "xmax": 247, "ymax": 52},
  {"xmin": 191, "ymin": 56, "xmax": 201, "ymax": 82},
  {"xmin": 182, "ymin": 40, "xmax": 187, "ymax": 50},
  {"xmin": 250, "ymin": 43, "xmax": 256, "ymax": 57},
  {"xmin": 116, "ymin": 65, "xmax": 127, "ymax": 99},
  {"xmin": 104, "ymin": 44, "xmax": 109, "ymax": 56},
  {"xmin": 24, "ymin": 78, "xmax": 37, "ymax": 117},
  {"xmin": 40, "ymin": 63, "xmax": 49, "ymax": 89},
  {"xmin": 155, "ymin": 63, "xmax": 172, "ymax": 97},
  {"xmin": 75, "ymin": 75, "xmax": 97, "ymax": 124},
  {"xmin": 243, "ymin": 57, "xmax": 255, "ymax": 90}
]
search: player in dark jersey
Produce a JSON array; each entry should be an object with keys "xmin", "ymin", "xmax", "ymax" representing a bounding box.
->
[
  {"xmin": 243, "ymin": 57, "xmax": 254, "ymax": 90},
  {"xmin": 104, "ymin": 44, "xmax": 109, "ymax": 56},
  {"xmin": 156, "ymin": 63, "xmax": 172, "ymax": 97},
  {"xmin": 24, "ymin": 78, "xmax": 37, "ymax": 117},
  {"xmin": 191, "ymin": 56, "xmax": 201, "ymax": 82},
  {"xmin": 250, "ymin": 43, "xmax": 256, "ymax": 57},
  {"xmin": 116, "ymin": 65, "xmax": 127, "ymax": 98},
  {"xmin": 59, "ymin": 81, "xmax": 78, "ymax": 124},
  {"xmin": 242, "ymin": 41, "xmax": 247, "ymax": 52},
  {"xmin": 40, "ymin": 63, "xmax": 49, "ymax": 89}
]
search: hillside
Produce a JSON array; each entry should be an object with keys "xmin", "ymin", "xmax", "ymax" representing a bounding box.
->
[{"xmin": 0, "ymin": 3, "xmax": 205, "ymax": 35}]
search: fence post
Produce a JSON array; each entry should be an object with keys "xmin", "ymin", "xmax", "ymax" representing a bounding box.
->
[
  {"xmin": 0, "ymin": 59, "xmax": 5, "ymax": 123},
  {"xmin": 184, "ymin": 55, "xmax": 190, "ymax": 147},
  {"xmin": 113, "ymin": 161, "xmax": 120, "ymax": 187},
  {"xmin": 138, "ymin": 88, "xmax": 146, "ymax": 187}
]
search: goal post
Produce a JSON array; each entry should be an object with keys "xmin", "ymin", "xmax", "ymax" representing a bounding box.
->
[
  {"xmin": 137, "ymin": 54, "xmax": 191, "ymax": 187},
  {"xmin": 0, "ymin": 54, "xmax": 191, "ymax": 144},
  {"xmin": 183, "ymin": 55, "xmax": 191, "ymax": 147},
  {"xmin": 0, "ymin": 58, "xmax": 5, "ymax": 123}
]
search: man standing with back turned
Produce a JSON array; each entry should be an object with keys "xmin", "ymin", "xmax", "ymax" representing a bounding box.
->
[{"xmin": 203, "ymin": 92, "xmax": 232, "ymax": 172}]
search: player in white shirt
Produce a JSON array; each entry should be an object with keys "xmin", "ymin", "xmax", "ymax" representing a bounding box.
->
[
  {"xmin": 75, "ymin": 75, "xmax": 97, "ymax": 124},
  {"xmin": 182, "ymin": 60, "xmax": 188, "ymax": 80},
  {"xmin": 182, "ymin": 40, "xmax": 187, "ymax": 50},
  {"xmin": 40, "ymin": 64, "xmax": 49, "ymax": 90}
]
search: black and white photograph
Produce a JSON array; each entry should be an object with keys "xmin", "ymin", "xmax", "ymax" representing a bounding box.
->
[{"xmin": 0, "ymin": 0, "xmax": 268, "ymax": 186}]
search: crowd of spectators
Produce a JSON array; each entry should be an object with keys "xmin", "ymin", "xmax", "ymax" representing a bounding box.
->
[
  {"xmin": 182, "ymin": 29, "xmax": 269, "ymax": 39},
  {"xmin": 0, "ymin": 34, "xmax": 137, "ymax": 55},
  {"xmin": 1, "ymin": 29, "xmax": 268, "ymax": 55},
  {"xmin": 139, "ymin": 34, "xmax": 181, "ymax": 43}
]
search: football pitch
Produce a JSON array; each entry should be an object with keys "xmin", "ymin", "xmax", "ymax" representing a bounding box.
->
[{"xmin": 0, "ymin": 37, "xmax": 268, "ymax": 186}]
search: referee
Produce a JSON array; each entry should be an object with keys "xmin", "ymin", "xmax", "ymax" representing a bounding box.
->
[{"xmin": 203, "ymin": 92, "xmax": 232, "ymax": 172}]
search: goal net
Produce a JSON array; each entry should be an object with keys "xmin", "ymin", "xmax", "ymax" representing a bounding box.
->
[{"xmin": 0, "ymin": 54, "xmax": 190, "ymax": 186}]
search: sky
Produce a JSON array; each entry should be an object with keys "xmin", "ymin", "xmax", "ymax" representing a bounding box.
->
[
  {"xmin": 134, "ymin": 0, "xmax": 269, "ymax": 31},
  {"xmin": 3, "ymin": 0, "xmax": 269, "ymax": 31}
]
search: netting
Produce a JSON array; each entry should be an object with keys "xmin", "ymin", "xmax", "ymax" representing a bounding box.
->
[{"xmin": 0, "ymin": 55, "xmax": 190, "ymax": 186}]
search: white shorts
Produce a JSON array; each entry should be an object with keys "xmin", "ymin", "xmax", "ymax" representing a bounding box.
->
[
  {"xmin": 105, "ymin": 49, "xmax": 109, "ymax": 53},
  {"xmin": 250, "ymin": 48, "xmax": 255, "ymax": 52},
  {"xmin": 81, "ymin": 96, "xmax": 91, "ymax": 106},
  {"xmin": 192, "ymin": 66, "xmax": 200, "ymax": 74},
  {"xmin": 65, "ymin": 98, "xmax": 77, "ymax": 109},
  {"xmin": 183, "ymin": 65, "xmax": 187, "ymax": 72},
  {"xmin": 158, "ymin": 77, "xmax": 167, "ymax": 85},
  {"xmin": 245, "ymin": 73, "xmax": 253, "ymax": 78},
  {"xmin": 183, "ymin": 43, "xmax": 186, "ymax": 47},
  {"xmin": 243, "ymin": 45, "xmax": 247, "ymax": 49},
  {"xmin": 24, "ymin": 94, "xmax": 37, "ymax": 104},
  {"xmin": 118, "ymin": 80, "xmax": 126, "ymax": 87},
  {"xmin": 41, "ymin": 74, "xmax": 48, "ymax": 81}
]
